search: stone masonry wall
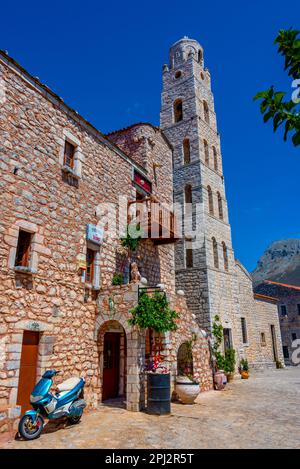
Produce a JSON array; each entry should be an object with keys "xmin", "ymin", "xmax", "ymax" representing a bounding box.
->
[
  {"xmin": 235, "ymin": 262, "xmax": 284, "ymax": 369},
  {"xmin": 0, "ymin": 50, "xmax": 212, "ymax": 421}
]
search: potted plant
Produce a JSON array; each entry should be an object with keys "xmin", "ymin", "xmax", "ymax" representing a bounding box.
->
[
  {"xmin": 239, "ymin": 358, "xmax": 249, "ymax": 379},
  {"xmin": 112, "ymin": 272, "xmax": 124, "ymax": 286},
  {"xmin": 223, "ymin": 348, "xmax": 236, "ymax": 382},
  {"xmin": 128, "ymin": 291, "xmax": 179, "ymax": 415},
  {"xmin": 176, "ymin": 373, "xmax": 200, "ymax": 404}
]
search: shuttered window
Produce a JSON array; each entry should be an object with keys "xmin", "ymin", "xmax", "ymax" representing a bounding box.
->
[
  {"xmin": 15, "ymin": 230, "xmax": 32, "ymax": 267},
  {"xmin": 86, "ymin": 248, "xmax": 95, "ymax": 283},
  {"xmin": 64, "ymin": 141, "xmax": 75, "ymax": 169}
]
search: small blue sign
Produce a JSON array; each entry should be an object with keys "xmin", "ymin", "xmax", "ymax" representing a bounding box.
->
[{"xmin": 86, "ymin": 224, "xmax": 104, "ymax": 246}]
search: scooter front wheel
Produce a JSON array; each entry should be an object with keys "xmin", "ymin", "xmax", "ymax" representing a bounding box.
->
[{"xmin": 18, "ymin": 414, "xmax": 44, "ymax": 440}]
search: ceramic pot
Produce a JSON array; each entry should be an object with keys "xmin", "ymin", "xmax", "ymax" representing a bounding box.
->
[
  {"xmin": 226, "ymin": 372, "xmax": 235, "ymax": 382},
  {"xmin": 214, "ymin": 370, "xmax": 227, "ymax": 390},
  {"xmin": 176, "ymin": 377, "xmax": 200, "ymax": 404}
]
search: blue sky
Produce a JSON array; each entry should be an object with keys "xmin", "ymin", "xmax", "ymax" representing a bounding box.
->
[{"xmin": 1, "ymin": 0, "xmax": 299, "ymax": 272}]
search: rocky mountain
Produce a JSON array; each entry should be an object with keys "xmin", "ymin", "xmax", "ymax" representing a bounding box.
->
[{"xmin": 252, "ymin": 239, "xmax": 300, "ymax": 287}]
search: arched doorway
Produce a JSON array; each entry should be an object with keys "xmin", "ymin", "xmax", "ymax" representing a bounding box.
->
[
  {"xmin": 98, "ymin": 320, "xmax": 127, "ymax": 403},
  {"xmin": 177, "ymin": 342, "xmax": 193, "ymax": 376}
]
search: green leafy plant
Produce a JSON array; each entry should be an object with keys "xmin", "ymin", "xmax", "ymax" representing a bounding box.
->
[
  {"xmin": 112, "ymin": 272, "xmax": 124, "ymax": 286},
  {"xmin": 240, "ymin": 358, "xmax": 249, "ymax": 372},
  {"xmin": 223, "ymin": 348, "xmax": 236, "ymax": 374},
  {"xmin": 254, "ymin": 28, "xmax": 300, "ymax": 146},
  {"xmin": 128, "ymin": 291, "xmax": 179, "ymax": 333},
  {"xmin": 121, "ymin": 224, "xmax": 143, "ymax": 253},
  {"xmin": 211, "ymin": 315, "xmax": 225, "ymax": 370}
]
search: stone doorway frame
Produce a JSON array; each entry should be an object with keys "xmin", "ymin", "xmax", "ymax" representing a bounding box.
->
[{"xmin": 95, "ymin": 313, "xmax": 145, "ymax": 411}]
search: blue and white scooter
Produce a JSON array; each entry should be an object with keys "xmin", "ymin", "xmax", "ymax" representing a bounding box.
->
[{"xmin": 18, "ymin": 370, "xmax": 86, "ymax": 440}]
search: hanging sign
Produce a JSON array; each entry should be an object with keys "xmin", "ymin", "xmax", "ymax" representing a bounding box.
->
[
  {"xmin": 133, "ymin": 170, "xmax": 152, "ymax": 194},
  {"xmin": 86, "ymin": 224, "xmax": 104, "ymax": 246}
]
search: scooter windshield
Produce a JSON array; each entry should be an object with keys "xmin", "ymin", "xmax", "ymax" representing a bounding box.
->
[{"xmin": 31, "ymin": 377, "xmax": 52, "ymax": 397}]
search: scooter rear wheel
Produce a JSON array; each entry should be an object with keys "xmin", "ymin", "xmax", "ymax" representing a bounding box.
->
[
  {"xmin": 18, "ymin": 415, "xmax": 44, "ymax": 440},
  {"xmin": 68, "ymin": 413, "xmax": 82, "ymax": 425}
]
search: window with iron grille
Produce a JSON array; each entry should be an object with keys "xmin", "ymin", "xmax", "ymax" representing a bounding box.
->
[
  {"xmin": 241, "ymin": 317, "xmax": 248, "ymax": 344},
  {"xmin": 15, "ymin": 230, "xmax": 32, "ymax": 267}
]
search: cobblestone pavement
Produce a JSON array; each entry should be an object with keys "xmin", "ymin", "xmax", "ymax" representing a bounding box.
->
[{"xmin": 3, "ymin": 367, "xmax": 300, "ymax": 449}]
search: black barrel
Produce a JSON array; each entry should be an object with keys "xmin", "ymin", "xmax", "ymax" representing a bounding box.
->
[{"xmin": 147, "ymin": 373, "xmax": 171, "ymax": 415}]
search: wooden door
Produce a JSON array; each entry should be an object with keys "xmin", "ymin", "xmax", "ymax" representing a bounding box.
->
[
  {"xmin": 102, "ymin": 333, "xmax": 120, "ymax": 401},
  {"xmin": 17, "ymin": 331, "xmax": 40, "ymax": 413},
  {"xmin": 270, "ymin": 325, "xmax": 278, "ymax": 362}
]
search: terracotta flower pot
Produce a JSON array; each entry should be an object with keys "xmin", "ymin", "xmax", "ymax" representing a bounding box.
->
[
  {"xmin": 241, "ymin": 371, "xmax": 249, "ymax": 379},
  {"xmin": 176, "ymin": 377, "xmax": 200, "ymax": 404}
]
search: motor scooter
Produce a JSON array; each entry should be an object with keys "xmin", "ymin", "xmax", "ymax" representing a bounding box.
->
[{"xmin": 18, "ymin": 369, "xmax": 86, "ymax": 440}]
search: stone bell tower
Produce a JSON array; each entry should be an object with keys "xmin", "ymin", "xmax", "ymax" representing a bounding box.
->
[{"xmin": 160, "ymin": 37, "xmax": 239, "ymax": 341}]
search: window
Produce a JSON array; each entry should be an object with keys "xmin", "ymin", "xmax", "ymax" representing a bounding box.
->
[
  {"xmin": 183, "ymin": 138, "xmax": 190, "ymax": 164},
  {"xmin": 185, "ymin": 184, "xmax": 192, "ymax": 204},
  {"xmin": 86, "ymin": 248, "xmax": 95, "ymax": 284},
  {"xmin": 261, "ymin": 332, "xmax": 266, "ymax": 346},
  {"xmin": 217, "ymin": 192, "xmax": 223, "ymax": 220},
  {"xmin": 212, "ymin": 237, "xmax": 219, "ymax": 268},
  {"xmin": 280, "ymin": 304, "xmax": 287, "ymax": 316},
  {"xmin": 203, "ymin": 100, "xmax": 209, "ymax": 124},
  {"xmin": 223, "ymin": 328, "xmax": 232, "ymax": 351},
  {"xmin": 175, "ymin": 70, "xmax": 182, "ymax": 79},
  {"xmin": 207, "ymin": 186, "xmax": 214, "ymax": 215},
  {"xmin": 204, "ymin": 139, "xmax": 209, "ymax": 165},
  {"xmin": 174, "ymin": 99, "xmax": 183, "ymax": 123},
  {"xmin": 198, "ymin": 50, "xmax": 203, "ymax": 64},
  {"xmin": 297, "ymin": 304, "xmax": 300, "ymax": 315},
  {"xmin": 15, "ymin": 230, "xmax": 32, "ymax": 267},
  {"xmin": 241, "ymin": 318, "xmax": 248, "ymax": 344},
  {"xmin": 282, "ymin": 346, "xmax": 289, "ymax": 359},
  {"xmin": 64, "ymin": 141, "xmax": 75, "ymax": 169},
  {"xmin": 213, "ymin": 146, "xmax": 218, "ymax": 171},
  {"xmin": 222, "ymin": 242, "xmax": 228, "ymax": 271},
  {"xmin": 186, "ymin": 246, "xmax": 193, "ymax": 268},
  {"xmin": 292, "ymin": 333, "xmax": 297, "ymax": 341}
]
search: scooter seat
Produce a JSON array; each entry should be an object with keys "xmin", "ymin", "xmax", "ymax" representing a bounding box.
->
[{"xmin": 56, "ymin": 377, "xmax": 81, "ymax": 392}]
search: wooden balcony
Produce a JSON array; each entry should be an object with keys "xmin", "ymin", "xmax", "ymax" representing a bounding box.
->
[{"xmin": 128, "ymin": 197, "xmax": 178, "ymax": 244}]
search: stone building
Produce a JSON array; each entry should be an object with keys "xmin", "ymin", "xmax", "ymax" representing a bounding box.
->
[
  {"xmin": 0, "ymin": 48, "xmax": 212, "ymax": 435},
  {"xmin": 160, "ymin": 37, "xmax": 284, "ymax": 368},
  {"xmin": 0, "ymin": 37, "xmax": 284, "ymax": 434},
  {"xmin": 254, "ymin": 281, "xmax": 300, "ymax": 365}
]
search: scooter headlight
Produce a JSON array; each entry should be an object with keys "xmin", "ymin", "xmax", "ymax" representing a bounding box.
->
[{"xmin": 30, "ymin": 394, "xmax": 43, "ymax": 403}]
